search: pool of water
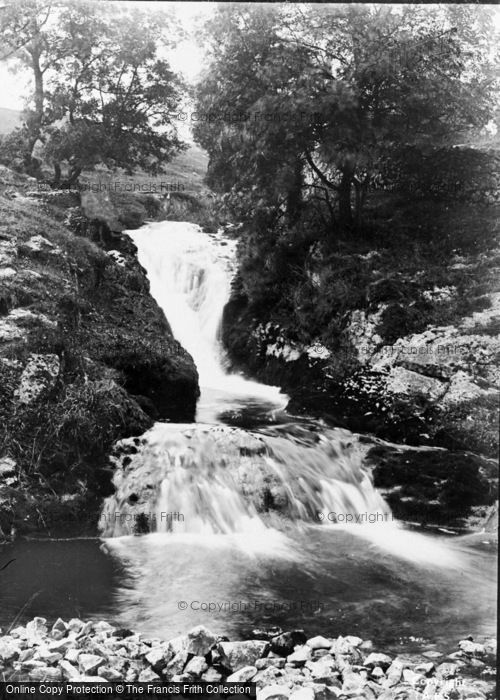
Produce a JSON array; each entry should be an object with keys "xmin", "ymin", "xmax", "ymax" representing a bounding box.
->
[{"xmin": 1, "ymin": 526, "xmax": 496, "ymax": 654}]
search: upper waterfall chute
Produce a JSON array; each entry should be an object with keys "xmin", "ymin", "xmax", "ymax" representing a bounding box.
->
[{"xmin": 128, "ymin": 222, "xmax": 285, "ymax": 413}]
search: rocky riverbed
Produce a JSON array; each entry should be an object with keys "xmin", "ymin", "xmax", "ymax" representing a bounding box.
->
[{"xmin": 0, "ymin": 618, "xmax": 496, "ymax": 698}]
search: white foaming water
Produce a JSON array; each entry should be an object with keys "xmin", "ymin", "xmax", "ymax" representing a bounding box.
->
[
  {"xmin": 128, "ymin": 222, "xmax": 285, "ymax": 408},
  {"xmin": 106, "ymin": 220, "xmax": 465, "ymax": 572}
]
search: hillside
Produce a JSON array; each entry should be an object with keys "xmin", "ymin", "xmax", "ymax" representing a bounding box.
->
[{"xmin": 0, "ymin": 107, "xmax": 21, "ymax": 134}]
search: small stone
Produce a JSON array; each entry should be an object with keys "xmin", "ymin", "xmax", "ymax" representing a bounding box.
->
[
  {"xmin": 344, "ymin": 636, "xmax": 363, "ymax": 648},
  {"xmin": 271, "ymin": 631, "xmax": 307, "ymax": 656},
  {"xmin": 98, "ymin": 666, "xmax": 123, "ymax": 681},
  {"xmin": 93, "ymin": 621, "xmax": 115, "ymax": 636},
  {"xmin": 364, "ymin": 653, "xmax": 392, "ymax": 669},
  {"xmin": 384, "ymin": 661, "xmax": 403, "ymax": 687},
  {"xmin": 78, "ymin": 653, "xmax": 105, "ymax": 675},
  {"xmin": 219, "ymin": 640, "xmax": 270, "ymax": 672},
  {"xmin": 187, "ymin": 626, "xmax": 218, "ymax": 656},
  {"xmin": 65, "ymin": 649, "xmax": 81, "ymax": 663},
  {"xmin": 459, "ymin": 640, "xmax": 486, "ymax": 656},
  {"xmin": 36, "ymin": 649, "xmax": 62, "ymax": 665},
  {"xmin": 371, "ymin": 667, "xmax": 385, "ymax": 680},
  {"xmin": 256, "ymin": 658, "xmax": 286, "ymax": 670},
  {"xmin": 184, "ymin": 655, "xmax": 208, "ymax": 677},
  {"xmin": 145, "ymin": 647, "xmax": 169, "ymax": 672},
  {"xmin": 26, "ymin": 617, "xmax": 48, "ymax": 638},
  {"xmin": 226, "ymin": 666, "xmax": 258, "ymax": 682},
  {"xmin": 402, "ymin": 669, "xmax": 425, "ymax": 687},
  {"xmin": 287, "ymin": 646, "xmax": 312, "ymax": 667},
  {"xmin": 138, "ymin": 668, "xmax": 161, "ymax": 682},
  {"xmin": 306, "ymin": 636, "xmax": 332, "ymax": 650},
  {"xmin": 289, "ymin": 689, "xmax": 315, "ymax": 700},
  {"xmin": 201, "ymin": 668, "xmax": 223, "ymax": 682},
  {"xmin": 165, "ymin": 651, "xmax": 189, "ymax": 677},
  {"xmin": 257, "ymin": 685, "xmax": 290, "ymax": 700},
  {"xmin": 436, "ymin": 662, "xmax": 458, "ymax": 679},
  {"xmin": 67, "ymin": 619, "xmax": 84, "ymax": 634},
  {"xmin": 415, "ymin": 662, "xmax": 435, "ymax": 675},
  {"xmin": 47, "ymin": 638, "xmax": 75, "ymax": 653},
  {"xmin": 59, "ymin": 660, "xmax": 80, "ymax": 680},
  {"xmin": 51, "ymin": 618, "xmax": 68, "ymax": 637},
  {"xmin": 0, "ymin": 639, "xmax": 20, "ymax": 662}
]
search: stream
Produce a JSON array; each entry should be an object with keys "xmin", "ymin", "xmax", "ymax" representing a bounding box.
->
[{"xmin": 0, "ymin": 221, "xmax": 496, "ymax": 654}]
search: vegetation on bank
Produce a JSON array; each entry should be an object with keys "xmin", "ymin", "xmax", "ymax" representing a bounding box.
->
[{"xmin": 0, "ymin": 179, "xmax": 199, "ymax": 538}]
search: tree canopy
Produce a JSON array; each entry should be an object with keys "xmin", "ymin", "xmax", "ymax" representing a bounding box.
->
[
  {"xmin": 0, "ymin": 0, "xmax": 186, "ymax": 183},
  {"xmin": 194, "ymin": 4, "xmax": 498, "ymax": 230}
]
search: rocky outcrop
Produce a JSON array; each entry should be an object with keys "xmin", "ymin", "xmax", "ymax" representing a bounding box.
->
[
  {"xmin": 223, "ymin": 294, "xmax": 500, "ymax": 459},
  {"xmin": 0, "ymin": 618, "xmax": 496, "ymax": 698},
  {"xmin": 0, "ymin": 168, "xmax": 199, "ymax": 537}
]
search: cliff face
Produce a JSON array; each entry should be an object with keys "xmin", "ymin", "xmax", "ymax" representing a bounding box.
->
[
  {"xmin": 0, "ymin": 167, "xmax": 199, "ymax": 538},
  {"xmin": 221, "ymin": 187, "xmax": 499, "ymax": 530}
]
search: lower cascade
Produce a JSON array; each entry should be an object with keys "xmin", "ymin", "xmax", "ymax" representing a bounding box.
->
[
  {"xmin": 100, "ymin": 222, "xmax": 388, "ymax": 540},
  {"xmin": 100, "ymin": 222, "xmax": 464, "ymax": 570}
]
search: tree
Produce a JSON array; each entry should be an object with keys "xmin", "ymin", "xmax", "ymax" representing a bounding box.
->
[
  {"xmin": 194, "ymin": 4, "xmax": 498, "ymax": 232},
  {"xmin": 1, "ymin": 0, "xmax": 186, "ymax": 183}
]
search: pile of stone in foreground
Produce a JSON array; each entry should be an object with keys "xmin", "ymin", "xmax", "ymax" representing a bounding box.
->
[{"xmin": 0, "ymin": 618, "xmax": 496, "ymax": 698}]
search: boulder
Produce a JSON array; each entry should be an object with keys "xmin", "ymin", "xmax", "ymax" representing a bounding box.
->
[
  {"xmin": 219, "ymin": 640, "xmax": 270, "ymax": 672},
  {"xmin": 15, "ymin": 354, "xmax": 60, "ymax": 405}
]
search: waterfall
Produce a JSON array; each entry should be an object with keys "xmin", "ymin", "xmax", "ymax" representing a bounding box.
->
[
  {"xmin": 101, "ymin": 220, "xmax": 461, "ymax": 570},
  {"xmin": 128, "ymin": 222, "xmax": 284, "ymax": 406}
]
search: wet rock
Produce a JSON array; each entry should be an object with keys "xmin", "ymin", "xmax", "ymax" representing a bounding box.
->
[
  {"xmin": 187, "ymin": 626, "xmax": 218, "ymax": 656},
  {"xmin": 458, "ymin": 640, "xmax": 486, "ymax": 656},
  {"xmin": 219, "ymin": 640, "xmax": 270, "ymax": 672},
  {"xmin": 272, "ymin": 632, "xmax": 308, "ymax": 657}
]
